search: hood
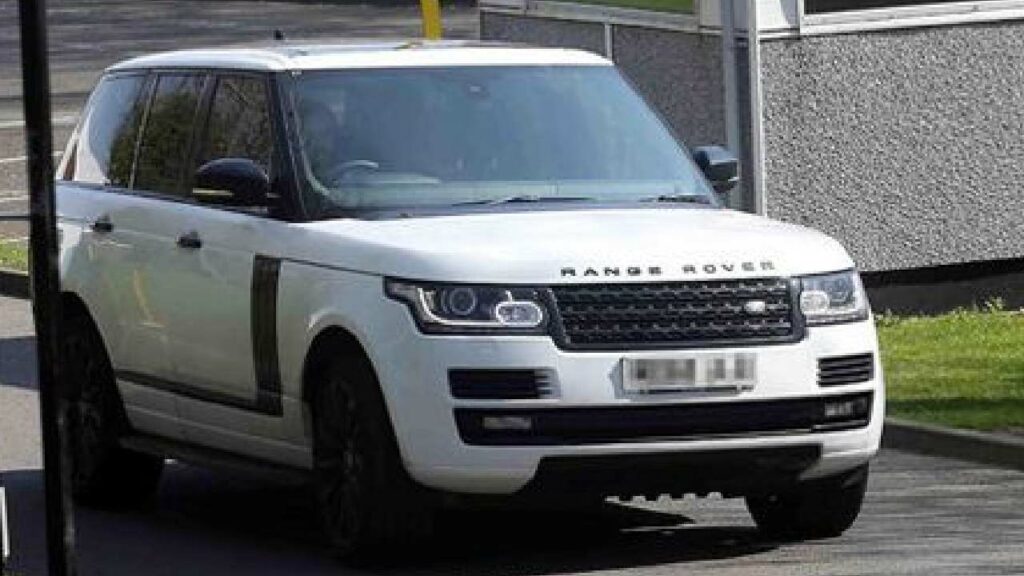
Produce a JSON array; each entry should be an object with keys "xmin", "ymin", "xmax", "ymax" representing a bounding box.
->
[{"xmin": 293, "ymin": 208, "xmax": 855, "ymax": 284}]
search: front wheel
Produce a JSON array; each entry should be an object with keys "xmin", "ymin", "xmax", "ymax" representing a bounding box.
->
[
  {"xmin": 310, "ymin": 353, "xmax": 432, "ymax": 564},
  {"xmin": 746, "ymin": 464, "xmax": 869, "ymax": 540}
]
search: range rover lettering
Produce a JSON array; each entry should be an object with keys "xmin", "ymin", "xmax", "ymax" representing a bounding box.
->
[{"xmin": 56, "ymin": 41, "xmax": 884, "ymax": 561}]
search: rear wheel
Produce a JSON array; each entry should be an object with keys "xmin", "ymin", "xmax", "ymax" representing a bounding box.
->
[
  {"xmin": 62, "ymin": 310, "xmax": 164, "ymax": 507},
  {"xmin": 310, "ymin": 352, "xmax": 432, "ymax": 564},
  {"xmin": 746, "ymin": 464, "xmax": 868, "ymax": 540}
]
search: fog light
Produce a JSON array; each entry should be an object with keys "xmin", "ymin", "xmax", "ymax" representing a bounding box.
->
[
  {"xmin": 494, "ymin": 301, "xmax": 544, "ymax": 327},
  {"xmin": 482, "ymin": 416, "xmax": 533, "ymax": 431},
  {"xmin": 824, "ymin": 396, "xmax": 870, "ymax": 420}
]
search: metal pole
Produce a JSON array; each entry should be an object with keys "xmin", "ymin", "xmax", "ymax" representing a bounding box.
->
[
  {"xmin": 420, "ymin": 0, "xmax": 443, "ymax": 39},
  {"xmin": 747, "ymin": 0, "xmax": 768, "ymax": 216},
  {"xmin": 16, "ymin": 0, "xmax": 77, "ymax": 575},
  {"xmin": 720, "ymin": 0, "xmax": 743, "ymax": 210}
]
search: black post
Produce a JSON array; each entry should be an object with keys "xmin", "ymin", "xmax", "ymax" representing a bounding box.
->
[{"xmin": 16, "ymin": 0, "xmax": 77, "ymax": 575}]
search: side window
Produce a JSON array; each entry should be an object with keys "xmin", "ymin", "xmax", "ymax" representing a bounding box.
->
[
  {"xmin": 134, "ymin": 73, "xmax": 206, "ymax": 196},
  {"xmin": 197, "ymin": 75, "xmax": 272, "ymax": 175},
  {"xmin": 67, "ymin": 74, "xmax": 147, "ymax": 186}
]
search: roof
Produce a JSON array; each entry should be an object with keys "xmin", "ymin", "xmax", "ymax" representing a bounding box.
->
[{"xmin": 106, "ymin": 40, "xmax": 612, "ymax": 73}]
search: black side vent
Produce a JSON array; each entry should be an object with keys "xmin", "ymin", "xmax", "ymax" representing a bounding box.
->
[
  {"xmin": 818, "ymin": 354, "xmax": 874, "ymax": 387},
  {"xmin": 449, "ymin": 369, "xmax": 552, "ymax": 400}
]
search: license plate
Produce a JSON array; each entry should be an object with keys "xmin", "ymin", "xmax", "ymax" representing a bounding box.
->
[{"xmin": 622, "ymin": 354, "xmax": 757, "ymax": 394}]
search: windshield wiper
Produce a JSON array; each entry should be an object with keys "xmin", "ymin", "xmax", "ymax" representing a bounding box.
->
[
  {"xmin": 454, "ymin": 195, "xmax": 595, "ymax": 207},
  {"xmin": 639, "ymin": 194, "xmax": 713, "ymax": 205}
]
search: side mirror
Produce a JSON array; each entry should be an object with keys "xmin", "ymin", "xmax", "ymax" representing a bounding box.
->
[
  {"xmin": 692, "ymin": 146, "xmax": 739, "ymax": 194},
  {"xmin": 193, "ymin": 158, "xmax": 270, "ymax": 207}
]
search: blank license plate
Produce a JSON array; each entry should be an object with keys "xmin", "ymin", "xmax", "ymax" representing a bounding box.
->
[{"xmin": 622, "ymin": 355, "xmax": 757, "ymax": 394}]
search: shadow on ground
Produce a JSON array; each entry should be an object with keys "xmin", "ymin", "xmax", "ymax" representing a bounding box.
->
[
  {"xmin": 0, "ymin": 336, "xmax": 36, "ymax": 390},
  {"xmin": 1, "ymin": 464, "xmax": 775, "ymax": 575}
]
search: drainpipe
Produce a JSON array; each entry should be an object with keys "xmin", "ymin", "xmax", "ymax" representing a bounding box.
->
[
  {"xmin": 720, "ymin": 0, "xmax": 742, "ymax": 210},
  {"xmin": 747, "ymin": 0, "xmax": 768, "ymax": 215}
]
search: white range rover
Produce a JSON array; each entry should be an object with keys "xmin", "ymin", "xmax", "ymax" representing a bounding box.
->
[{"xmin": 56, "ymin": 41, "xmax": 884, "ymax": 559}]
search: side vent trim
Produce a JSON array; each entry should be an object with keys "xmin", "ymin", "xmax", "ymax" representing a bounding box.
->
[
  {"xmin": 449, "ymin": 369, "xmax": 553, "ymax": 400},
  {"xmin": 818, "ymin": 353, "xmax": 874, "ymax": 387}
]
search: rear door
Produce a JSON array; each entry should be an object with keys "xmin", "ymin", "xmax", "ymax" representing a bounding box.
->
[
  {"xmin": 57, "ymin": 71, "xmax": 188, "ymax": 439},
  {"xmin": 102, "ymin": 71, "xmax": 210, "ymax": 435}
]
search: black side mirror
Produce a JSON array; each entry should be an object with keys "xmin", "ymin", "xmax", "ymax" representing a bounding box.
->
[
  {"xmin": 692, "ymin": 146, "xmax": 739, "ymax": 194},
  {"xmin": 193, "ymin": 158, "xmax": 270, "ymax": 207}
]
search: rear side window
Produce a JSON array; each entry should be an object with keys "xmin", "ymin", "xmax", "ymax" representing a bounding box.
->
[
  {"xmin": 197, "ymin": 75, "xmax": 272, "ymax": 176},
  {"xmin": 68, "ymin": 74, "xmax": 147, "ymax": 186},
  {"xmin": 134, "ymin": 73, "xmax": 206, "ymax": 196}
]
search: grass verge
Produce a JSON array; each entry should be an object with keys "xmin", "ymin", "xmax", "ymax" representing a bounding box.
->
[
  {"xmin": 0, "ymin": 240, "xmax": 29, "ymax": 272},
  {"xmin": 878, "ymin": 304, "xmax": 1024, "ymax": 432},
  {"xmin": 562, "ymin": 0, "xmax": 694, "ymax": 14}
]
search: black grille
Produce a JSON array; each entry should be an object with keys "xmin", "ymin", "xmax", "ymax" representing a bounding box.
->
[
  {"xmin": 449, "ymin": 369, "xmax": 552, "ymax": 400},
  {"xmin": 550, "ymin": 279, "xmax": 799, "ymax": 350},
  {"xmin": 818, "ymin": 353, "xmax": 875, "ymax": 386},
  {"xmin": 456, "ymin": 392, "xmax": 873, "ymax": 446}
]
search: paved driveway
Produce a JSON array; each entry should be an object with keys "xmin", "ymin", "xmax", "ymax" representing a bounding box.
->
[{"xmin": 2, "ymin": 295, "xmax": 1024, "ymax": 575}]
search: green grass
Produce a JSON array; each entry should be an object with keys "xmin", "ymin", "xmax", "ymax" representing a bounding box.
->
[
  {"xmin": 878, "ymin": 304, "xmax": 1024, "ymax": 432},
  {"xmin": 0, "ymin": 240, "xmax": 28, "ymax": 272},
  {"xmin": 563, "ymin": 0, "xmax": 694, "ymax": 14}
]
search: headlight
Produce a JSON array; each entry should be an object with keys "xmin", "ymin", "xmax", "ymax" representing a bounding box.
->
[
  {"xmin": 385, "ymin": 279, "xmax": 548, "ymax": 334},
  {"xmin": 798, "ymin": 270, "xmax": 869, "ymax": 326}
]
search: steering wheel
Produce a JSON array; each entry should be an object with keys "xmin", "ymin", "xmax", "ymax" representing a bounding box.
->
[{"xmin": 323, "ymin": 159, "xmax": 380, "ymax": 185}]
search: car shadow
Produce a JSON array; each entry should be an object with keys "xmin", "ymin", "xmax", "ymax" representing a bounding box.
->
[
  {"xmin": 0, "ymin": 336, "xmax": 37, "ymax": 391},
  {"xmin": 1, "ymin": 464, "xmax": 776, "ymax": 576}
]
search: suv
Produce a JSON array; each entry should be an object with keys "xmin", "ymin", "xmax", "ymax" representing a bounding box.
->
[{"xmin": 57, "ymin": 41, "xmax": 884, "ymax": 559}]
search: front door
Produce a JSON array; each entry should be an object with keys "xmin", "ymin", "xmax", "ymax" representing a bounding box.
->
[{"xmin": 156, "ymin": 73, "xmax": 297, "ymax": 457}]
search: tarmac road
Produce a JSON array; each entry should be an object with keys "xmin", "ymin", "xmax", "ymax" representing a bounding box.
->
[{"xmin": 2, "ymin": 294, "xmax": 1024, "ymax": 575}]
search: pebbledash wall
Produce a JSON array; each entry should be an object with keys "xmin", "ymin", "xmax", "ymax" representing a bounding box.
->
[{"xmin": 480, "ymin": 0, "xmax": 1024, "ymax": 313}]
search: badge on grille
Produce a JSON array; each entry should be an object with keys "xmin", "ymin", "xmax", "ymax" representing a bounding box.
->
[{"xmin": 743, "ymin": 300, "xmax": 768, "ymax": 315}]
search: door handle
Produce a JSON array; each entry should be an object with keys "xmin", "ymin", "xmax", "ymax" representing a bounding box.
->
[
  {"xmin": 91, "ymin": 216, "xmax": 114, "ymax": 234},
  {"xmin": 176, "ymin": 231, "xmax": 203, "ymax": 250}
]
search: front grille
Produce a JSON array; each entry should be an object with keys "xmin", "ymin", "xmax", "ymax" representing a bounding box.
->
[
  {"xmin": 449, "ymin": 369, "xmax": 552, "ymax": 400},
  {"xmin": 818, "ymin": 353, "xmax": 875, "ymax": 386},
  {"xmin": 550, "ymin": 279, "xmax": 799, "ymax": 350},
  {"xmin": 455, "ymin": 391, "xmax": 873, "ymax": 446}
]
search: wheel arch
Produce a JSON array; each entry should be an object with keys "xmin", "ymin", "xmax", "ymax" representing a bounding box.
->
[
  {"xmin": 299, "ymin": 325, "xmax": 403, "ymax": 449},
  {"xmin": 301, "ymin": 325, "xmax": 373, "ymax": 405}
]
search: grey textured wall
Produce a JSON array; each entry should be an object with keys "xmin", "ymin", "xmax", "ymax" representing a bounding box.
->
[
  {"xmin": 612, "ymin": 26, "xmax": 726, "ymax": 151},
  {"xmin": 761, "ymin": 22, "xmax": 1024, "ymax": 273},
  {"xmin": 481, "ymin": 12, "xmax": 607, "ymax": 54}
]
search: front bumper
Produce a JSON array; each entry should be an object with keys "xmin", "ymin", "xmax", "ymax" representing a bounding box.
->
[{"xmin": 367, "ymin": 303, "xmax": 884, "ymax": 496}]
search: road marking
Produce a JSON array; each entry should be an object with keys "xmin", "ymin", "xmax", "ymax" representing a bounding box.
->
[
  {"xmin": 0, "ymin": 152, "xmax": 63, "ymax": 165},
  {"xmin": 0, "ymin": 115, "xmax": 77, "ymax": 129}
]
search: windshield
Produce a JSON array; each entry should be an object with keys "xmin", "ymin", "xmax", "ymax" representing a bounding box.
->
[{"xmin": 291, "ymin": 65, "xmax": 715, "ymax": 216}]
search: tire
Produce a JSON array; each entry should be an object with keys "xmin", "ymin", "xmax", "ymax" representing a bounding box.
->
[
  {"xmin": 746, "ymin": 464, "xmax": 868, "ymax": 541},
  {"xmin": 62, "ymin": 310, "xmax": 164, "ymax": 507},
  {"xmin": 310, "ymin": 352, "xmax": 433, "ymax": 564}
]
